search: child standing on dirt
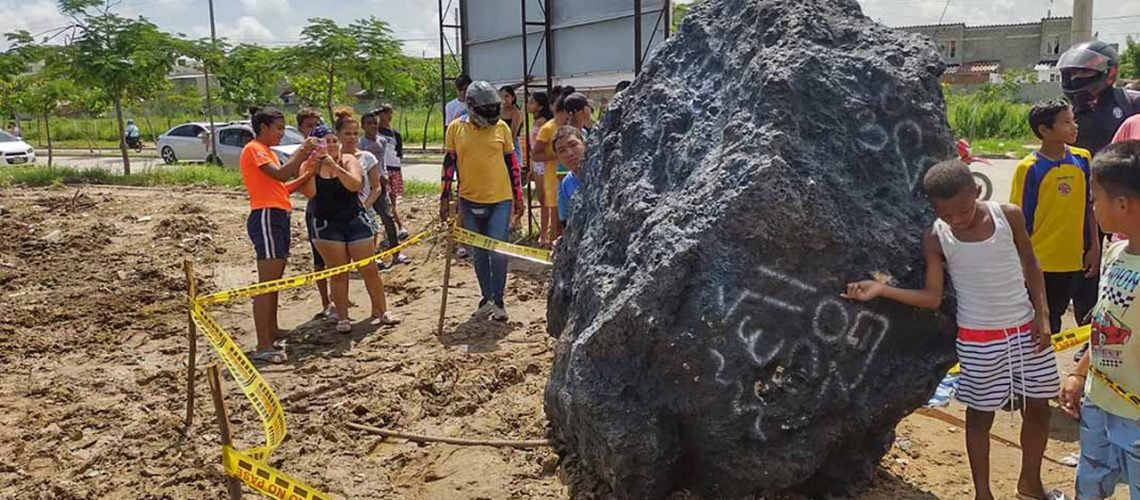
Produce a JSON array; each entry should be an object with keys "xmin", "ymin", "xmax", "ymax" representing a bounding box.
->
[
  {"xmin": 376, "ymin": 105, "xmax": 409, "ymax": 242},
  {"xmin": 843, "ymin": 160, "xmax": 1061, "ymax": 500},
  {"xmin": 1059, "ymin": 140, "xmax": 1140, "ymax": 500},
  {"xmin": 1011, "ymin": 99, "xmax": 1099, "ymax": 336},
  {"xmin": 553, "ymin": 125, "xmax": 586, "ymax": 230},
  {"xmin": 240, "ymin": 107, "xmax": 319, "ymax": 364}
]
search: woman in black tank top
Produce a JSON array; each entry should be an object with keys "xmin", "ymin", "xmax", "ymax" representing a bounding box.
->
[{"xmin": 301, "ymin": 117, "xmax": 401, "ymax": 332}]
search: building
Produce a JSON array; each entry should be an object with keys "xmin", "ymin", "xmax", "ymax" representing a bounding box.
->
[{"xmin": 898, "ymin": 17, "xmax": 1073, "ymax": 85}]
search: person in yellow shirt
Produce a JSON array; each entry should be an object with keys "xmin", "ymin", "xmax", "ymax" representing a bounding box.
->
[
  {"xmin": 1011, "ymin": 99, "xmax": 1100, "ymax": 335},
  {"xmin": 1060, "ymin": 140, "xmax": 1140, "ymax": 499},
  {"xmin": 532, "ymin": 89, "xmax": 572, "ymax": 246},
  {"xmin": 440, "ymin": 81, "xmax": 524, "ymax": 322}
]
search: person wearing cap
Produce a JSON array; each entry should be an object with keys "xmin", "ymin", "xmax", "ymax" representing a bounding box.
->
[{"xmin": 440, "ymin": 80, "xmax": 525, "ymax": 322}]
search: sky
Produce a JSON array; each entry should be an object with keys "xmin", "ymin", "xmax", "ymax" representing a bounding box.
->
[{"xmin": 0, "ymin": 0, "xmax": 1137, "ymax": 54}]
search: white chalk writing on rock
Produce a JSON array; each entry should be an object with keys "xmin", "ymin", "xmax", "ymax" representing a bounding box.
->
[{"xmin": 710, "ymin": 265, "xmax": 891, "ymax": 440}]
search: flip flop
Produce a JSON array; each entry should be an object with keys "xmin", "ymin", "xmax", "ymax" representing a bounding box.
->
[
  {"xmin": 371, "ymin": 312, "xmax": 402, "ymax": 326},
  {"xmin": 250, "ymin": 349, "xmax": 287, "ymax": 365},
  {"xmin": 1016, "ymin": 489, "xmax": 1068, "ymax": 500},
  {"xmin": 336, "ymin": 319, "xmax": 353, "ymax": 333}
]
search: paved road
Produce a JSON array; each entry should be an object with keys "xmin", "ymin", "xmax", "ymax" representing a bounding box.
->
[{"xmin": 37, "ymin": 155, "xmax": 1014, "ymax": 199}]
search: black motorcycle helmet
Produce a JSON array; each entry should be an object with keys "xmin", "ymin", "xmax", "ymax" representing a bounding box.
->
[
  {"xmin": 465, "ymin": 81, "xmax": 502, "ymax": 128},
  {"xmin": 1058, "ymin": 41, "xmax": 1119, "ymax": 108}
]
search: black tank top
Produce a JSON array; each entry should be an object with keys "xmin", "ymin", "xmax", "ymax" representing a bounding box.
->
[{"xmin": 314, "ymin": 171, "xmax": 362, "ymax": 221}]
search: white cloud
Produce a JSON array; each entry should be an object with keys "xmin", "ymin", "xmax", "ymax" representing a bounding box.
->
[
  {"xmin": 241, "ymin": 0, "xmax": 291, "ymax": 18},
  {"xmin": 0, "ymin": 0, "xmax": 71, "ymax": 49},
  {"xmin": 191, "ymin": 16, "xmax": 276, "ymax": 43}
]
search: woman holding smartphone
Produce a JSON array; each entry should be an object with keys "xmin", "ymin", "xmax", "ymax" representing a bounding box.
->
[{"xmin": 301, "ymin": 111, "xmax": 400, "ymax": 333}]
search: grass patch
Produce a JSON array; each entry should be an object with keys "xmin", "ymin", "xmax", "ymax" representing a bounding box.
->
[
  {"xmin": 0, "ymin": 164, "xmax": 443, "ymax": 195},
  {"xmin": 968, "ymin": 138, "xmax": 1036, "ymax": 157}
]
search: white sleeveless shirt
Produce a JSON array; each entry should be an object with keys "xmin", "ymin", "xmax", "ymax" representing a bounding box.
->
[{"xmin": 932, "ymin": 201, "xmax": 1034, "ymax": 329}]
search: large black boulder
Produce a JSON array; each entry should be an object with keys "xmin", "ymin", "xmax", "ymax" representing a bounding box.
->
[{"xmin": 544, "ymin": 0, "xmax": 959, "ymax": 497}]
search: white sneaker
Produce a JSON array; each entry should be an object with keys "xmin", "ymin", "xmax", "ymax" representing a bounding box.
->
[
  {"xmin": 471, "ymin": 301, "xmax": 495, "ymax": 319},
  {"xmin": 456, "ymin": 247, "xmax": 469, "ymax": 258},
  {"xmin": 491, "ymin": 305, "xmax": 508, "ymax": 322}
]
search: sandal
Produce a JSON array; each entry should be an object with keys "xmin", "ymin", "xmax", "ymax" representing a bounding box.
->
[
  {"xmin": 251, "ymin": 349, "xmax": 287, "ymax": 365},
  {"xmin": 370, "ymin": 312, "xmax": 402, "ymax": 326},
  {"xmin": 336, "ymin": 319, "xmax": 353, "ymax": 333},
  {"xmin": 1016, "ymin": 489, "xmax": 1068, "ymax": 500}
]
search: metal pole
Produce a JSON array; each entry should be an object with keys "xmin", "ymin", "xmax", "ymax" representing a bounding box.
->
[
  {"xmin": 205, "ymin": 0, "xmax": 217, "ymax": 160},
  {"xmin": 439, "ymin": 0, "xmax": 448, "ymax": 123},
  {"xmin": 634, "ymin": 0, "xmax": 644, "ymax": 74},
  {"xmin": 544, "ymin": 0, "xmax": 554, "ymax": 92},
  {"xmin": 521, "ymin": 0, "xmax": 534, "ymax": 238}
]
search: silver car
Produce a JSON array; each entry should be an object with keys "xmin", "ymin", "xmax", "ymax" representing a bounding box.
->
[
  {"xmin": 213, "ymin": 123, "xmax": 304, "ymax": 168},
  {"xmin": 157, "ymin": 122, "xmax": 214, "ymax": 164}
]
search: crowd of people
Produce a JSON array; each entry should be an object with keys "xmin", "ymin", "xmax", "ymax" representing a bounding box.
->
[
  {"xmin": 234, "ymin": 69, "xmax": 612, "ymax": 363},
  {"xmin": 224, "ymin": 30, "xmax": 1140, "ymax": 499},
  {"xmin": 845, "ymin": 40, "xmax": 1140, "ymax": 500}
]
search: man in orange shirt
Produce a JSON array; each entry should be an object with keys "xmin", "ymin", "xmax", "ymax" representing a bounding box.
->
[{"xmin": 241, "ymin": 107, "xmax": 318, "ymax": 364}]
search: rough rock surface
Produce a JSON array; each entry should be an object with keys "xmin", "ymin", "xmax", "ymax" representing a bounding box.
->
[{"xmin": 545, "ymin": 0, "xmax": 959, "ymax": 497}]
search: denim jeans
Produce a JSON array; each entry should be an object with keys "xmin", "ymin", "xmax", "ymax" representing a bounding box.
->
[
  {"xmin": 1076, "ymin": 399, "xmax": 1140, "ymax": 499},
  {"xmin": 460, "ymin": 199, "xmax": 512, "ymax": 306}
]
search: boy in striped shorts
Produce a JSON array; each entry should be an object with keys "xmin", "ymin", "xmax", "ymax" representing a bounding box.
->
[{"xmin": 844, "ymin": 160, "xmax": 1062, "ymax": 500}]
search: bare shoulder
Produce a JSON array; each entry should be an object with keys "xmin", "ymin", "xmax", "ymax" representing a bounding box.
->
[
  {"xmin": 999, "ymin": 203, "xmax": 1026, "ymax": 223},
  {"xmin": 921, "ymin": 228, "xmax": 943, "ymax": 254}
]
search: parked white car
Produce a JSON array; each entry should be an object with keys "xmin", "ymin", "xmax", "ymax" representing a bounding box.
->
[
  {"xmin": 212, "ymin": 123, "xmax": 304, "ymax": 169},
  {"xmin": 157, "ymin": 122, "xmax": 213, "ymax": 164},
  {"xmin": 0, "ymin": 130, "xmax": 35, "ymax": 165}
]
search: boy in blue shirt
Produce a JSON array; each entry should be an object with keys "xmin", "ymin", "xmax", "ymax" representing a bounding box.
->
[{"xmin": 553, "ymin": 126, "xmax": 585, "ymax": 229}]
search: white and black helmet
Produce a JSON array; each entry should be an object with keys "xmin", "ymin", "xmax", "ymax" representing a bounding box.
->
[{"xmin": 465, "ymin": 81, "xmax": 502, "ymax": 128}]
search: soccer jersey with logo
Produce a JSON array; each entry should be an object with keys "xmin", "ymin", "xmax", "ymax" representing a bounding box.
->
[
  {"xmin": 1009, "ymin": 147, "xmax": 1092, "ymax": 272},
  {"xmin": 1088, "ymin": 241, "xmax": 1140, "ymax": 420}
]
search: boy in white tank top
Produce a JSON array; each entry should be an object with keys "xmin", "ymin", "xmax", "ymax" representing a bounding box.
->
[{"xmin": 843, "ymin": 160, "xmax": 1062, "ymax": 500}]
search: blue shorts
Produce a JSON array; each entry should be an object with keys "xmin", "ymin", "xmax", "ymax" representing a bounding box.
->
[
  {"xmin": 312, "ymin": 212, "xmax": 374, "ymax": 245},
  {"xmin": 304, "ymin": 202, "xmax": 324, "ymax": 268},
  {"xmin": 247, "ymin": 208, "xmax": 290, "ymax": 260},
  {"xmin": 1076, "ymin": 399, "xmax": 1140, "ymax": 499}
]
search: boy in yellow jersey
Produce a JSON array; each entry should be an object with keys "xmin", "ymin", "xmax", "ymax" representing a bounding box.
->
[
  {"xmin": 1059, "ymin": 140, "xmax": 1140, "ymax": 499},
  {"xmin": 1011, "ymin": 99, "xmax": 1100, "ymax": 335}
]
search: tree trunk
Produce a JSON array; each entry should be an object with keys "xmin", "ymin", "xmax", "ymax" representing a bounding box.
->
[
  {"xmin": 86, "ymin": 117, "xmax": 95, "ymax": 153},
  {"xmin": 325, "ymin": 65, "xmax": 335, "ymax": 121},
  {"xmin": 44, "ymin": 112, "xmax": 53, "ymax": 168},
  {"xmin": 113, "ymin": 96, "xmax": 131, "ymax": 176}
]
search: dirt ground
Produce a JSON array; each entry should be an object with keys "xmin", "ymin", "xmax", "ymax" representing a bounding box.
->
[{"xmin": 0, "ymin": 185, "xmax": 1103, "ymax": 499}]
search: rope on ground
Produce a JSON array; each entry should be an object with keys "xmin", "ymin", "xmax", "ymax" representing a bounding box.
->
[{"xmin": 346, "ymin": 422, "xmax": 551, "ymax": 449}]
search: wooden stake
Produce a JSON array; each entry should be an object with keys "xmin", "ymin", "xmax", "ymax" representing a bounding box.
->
[
  {"xmin": 207, "ymin": 364, "xmax": 244, "ymax": 500},
  {"xmin": 184, "ymin": 258, "xmax": 198, "ymax": 434},
  {"xmin": 346, "ymin": 421, "xmax": 550, "ymax": 449},
  {"xmin": 437, "ymin": 224, "xmax": 455, "ymax": 337}
]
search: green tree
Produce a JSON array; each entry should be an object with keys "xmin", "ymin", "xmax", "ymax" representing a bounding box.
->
[
  {"xmin": 13, "ymin": 72, "xmax": 76, "ymax": 167},
  {"xmin": 57, "ymin": 0, "xmax": 183, "ymax": 174},
  {"xmin": 672, "ymin": 2, "xmax": 691, "ymax": 33},
  {"xmin": 286, "ymin": 72, "xmax": 347, "ymax": 111},
  {"xmin": 347, "ymin": 17, "xmax": 404, "ymax": 102},
  {"xmin": 1121, "ymin": 36, "xmax": 1140, "ymax": 80},
  {"xmin": 213, "ymin": 43, "xmax": 284, "ymax": 112},
  {"xmin": 1, "ymin": 31, "xmax": 38, "ymax": 136},
  {"xmin": 294, "ymin": 18, "xmax": 358, "ymax": 119}
]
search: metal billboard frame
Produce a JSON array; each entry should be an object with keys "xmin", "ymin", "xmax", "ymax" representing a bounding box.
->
[{"xmin": 437, "ymin": 0, "xmax": 672, "ymax": 236}]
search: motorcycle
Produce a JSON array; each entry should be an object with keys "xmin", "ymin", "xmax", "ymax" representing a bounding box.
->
[
  {"xmin": 957, "ymin": 139, "xmax": 993, "ymax": 201},
  {"xmin": 125, "ymin": 135, "xmax": 143, "ymax": 153}
]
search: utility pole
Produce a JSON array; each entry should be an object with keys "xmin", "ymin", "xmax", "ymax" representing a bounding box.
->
[
  {"xmin": 204, "ymin": 0, "xmax": 218, "ymax": 162},
  {"xmin": 1072, "ymin": 0, "xmax": 1094, "ymax": 44}
]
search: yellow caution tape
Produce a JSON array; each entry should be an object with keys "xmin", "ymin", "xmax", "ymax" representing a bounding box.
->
[
  {"xmin": 196, "ymin": 228, "xmax": 440, "ymax": 306},
  {"xmin": 947, "ymin": 324, "xmax": 1092, "ymax": 376},
  {"xmin": 451, "ymin": 226, "xmax": 552, "ymax": 265},
  {"xmin": 223, "ymin": 446, "xmax": 335, "ymax": 500},
  {"xmin": 191, "ymin": 301, "xmax": 287, "ymax": 457},
  {"xmin": 1090, "ymin": 366, "xmax": 1140, "ymax": 410}
]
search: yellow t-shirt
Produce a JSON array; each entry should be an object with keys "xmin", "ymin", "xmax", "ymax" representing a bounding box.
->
[
  {"xmin": 1009, "ymin": 147, "xmax": 1092, "ymax": 273},
  {"xmin": 537, "ymin": 119, "xmax": 560, "ymax": 207},
  {"xmin": 445, "ymin": 118, "xmax": 515, "ymax": 204},
  {"xmin": 1087, "ymin": 240, "xmax": 1140, "ymax": 420}
]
